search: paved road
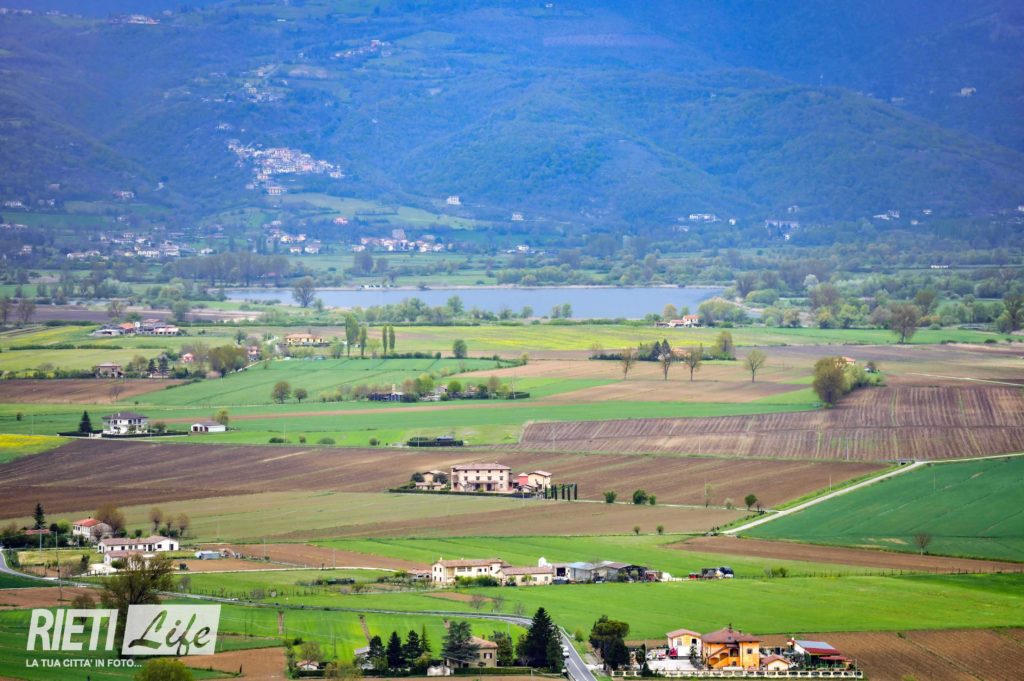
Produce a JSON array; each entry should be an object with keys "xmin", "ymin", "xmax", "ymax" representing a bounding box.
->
[
  {"xmin": 0, "ymin": 551, "xmax": 596, "ymax": 681},
  {"xmin": 724, "ymin": 460, "xmax": 925, "ymax": 534}
]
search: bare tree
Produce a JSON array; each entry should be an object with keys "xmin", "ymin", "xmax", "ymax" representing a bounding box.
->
[
  {"xmin": 703, "ymin": 483, "xmax": 713, "ymax": 508},
  {"xmin": 148, "ymin": 507, "xmax": 164, "ymax": 533},
  {"xmin": 682, "ymin": 344, "xmax": 704, "ymax": 382},
  {"xmin": 108, "ymin": 383, "xmax": 125, "ymax": 403},
  {"xmin": 914, "ymin": 532, "xmax": 932, "ymax": 555},
  {"xmin": 620, "ymin": 347, "xmax": 637, "ymax": 380},
  {"xmin": 469, "ymin": 593, "xmax": 487, "ymax": 611},
  {"xmin": 658, "ymin": 348, "xmax": 675, "ymax": 381},
  {"xmin": 743, "ymin": 349, "xmax": 768, "ymax": 383},
  {"xmin": 177, "ymin": 513, "xmax": 190, "ymax": 537},
  {"xmin": 106, "ymin": 299, "xmax": 127, "ymax": 320},
  {"xmin": 0, "ymin": 296, "xmax": 11, "ymax": 326},
  {"xmin": 15, "ymin": 298, "xmax": 35, "ymax": 326}
]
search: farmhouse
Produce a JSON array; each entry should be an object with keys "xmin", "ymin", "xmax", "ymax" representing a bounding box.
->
[
  {"xmin": 445, "ymin": 637, "xmax": 497, "ymax": 669},
  {"xmin": 190, "ymin": 421, "xmax": 226, "ymax": 433},
  {"xmin": 94, "ymin": 362, "xmax": 124, "ymax": 378},
  {"xmin": 415, "ymin": 469, "xmax": 448, "ymax": 491},
  {"xmin": 514, "ymin": 470, "xmax": 551, "ymax": 493},
  {"xmin": 788, "ymin": 639, "xmax": 851, "ymax": 667},
  {"xmin": 98, "ymin": 535, "xmax": 179, "ymax": 555},
  {"xmin": 285, "ymin": 332, "xmax": 325, "ymax": 346},
  {"xmin": 431, "ymin": 558, "xmax": 507, "ymax": 585},
  {"xmin": 450, "ymin": 463, "xmax": 511, "ymax": 493},
  {"xmin": 101, "ymin": 411, "xmax": 149, "ymax": 435},
  {"xmin": 663, "ymin": 315, "xmax": 701, "ymax": 328},
  {"xmin": 498, "ymin": 565, "xmax": 554, "ymax": 586},
  {"xmin": 701, "ymin": 626, "xmax": 763, "ymax": 670},
  {"xmin": 72, "ymin": 518, "xmax": 113, "ymax": 543}
]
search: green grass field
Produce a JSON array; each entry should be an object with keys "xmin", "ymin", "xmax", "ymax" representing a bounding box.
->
[
  {"xmin": 314, "ymin": 535, "xmax": 887, "ymax": 579},
  {"xmin": 141, "ymin": 357, "xmax": 509, "ymax": 407},
  {"xmin": 747, "ymin": 456, "xmax": 1024, "ymax": 562},
  {"xmin": 174, "ymin": 568, "xmax": 393, "ymax": 598},
  {"xmin": 0, "ymin": 396, "xmax": 814, "ymax": 443}
]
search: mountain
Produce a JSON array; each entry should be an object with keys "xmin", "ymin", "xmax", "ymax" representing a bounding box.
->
[{"xmin": 1, "ymin": 0, "xmax": 1022, "ymax": 230}]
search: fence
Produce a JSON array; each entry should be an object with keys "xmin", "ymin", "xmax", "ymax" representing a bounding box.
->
[{"xmin": 611, "ymin": 671, "xmax": 862, "ymax": 679}]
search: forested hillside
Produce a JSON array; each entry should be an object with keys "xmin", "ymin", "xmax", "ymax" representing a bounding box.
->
[{"xmin": 1, "ymin": 0, "xmax": 1022, "ymax": 232}]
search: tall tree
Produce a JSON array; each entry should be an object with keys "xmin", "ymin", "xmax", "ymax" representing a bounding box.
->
[
  {"xmin": 101, "ymin": 554, "xmax": 175, "ymax": 649},
  {"xmin": 388, "ymin": 325, "xmax": 396, "ymax": 355},
  {"xmin": 177, "ymin": 513, "xmax": 190, "ymax": 537},
  {"xmin": 812, "ymin": 356, "xmax": 848, "ymax": 406},
  {"xmin": 998, "ymin": 292, "xmax": 1024, "ymax": 332},
  {"xmin": 493, "ymin": 631, "xmax": 515, "ymax": 667},
  {"xmin": 15, "ymin": 298, "xmax": 35, "ymax": 326},
  {"xmin": 0, "ymin": 296, "xmax": 11, "ymax": 325},
  {"xmin": 452, "ymin": 339, "xmax": 468, "ymax": 358},
  {"xmin": 381, "ymin": 326, "xmax": 389, "ymax": 358},
  {"xmin": 358, "ymin": 326, "xmax": 368, "ymax": 358},
  {"xmin": 79, "ymin": 410, "xmax": 93, "ymax": 434},
  {"xmin": 658, "ymin": 343, "xmax": 674, "ymax": 381},
  {"xmin": 95, "ymin": 503, "xmax": 126, "ymax": 533},
  {"xmin": 148, "ymin": 507, "xmax": 164, "ymax": 533},
  {"xmin": 888, "ymin": 302, "xmax": 921, "ymax": 344},
  {"xmin": 292, "ymin": 276, "xmax": 316, "ymax": 308},
  {"xmin": 519, "ymin": 608, "xmax": 557, "ymax": 668},
  {"xmin": 271, "ymin": 380, "xmax": 292, "ymax": 403},
  {"xmin": 32, "ymin": 502, "xmax": 45, "ymax": 530},
  {"xmin": 682, "ymin": 344, "xmax": 703, "ymax": 382},
  {"xmin": 619, "ymin": 347, "xmax": 637, "ymax": 380},
  {"xmin": 386, "ymin": 631, "xmax": 404, "ymax": 669},
  {"xmin": 589, "ymin": 615, "xmax": 630, "ymax": 669},
  {"xmin": 743, "ymin": 349, "xmax": 768, "ymax": 382},
  {"xmin": 366, "ymin": 635, "xmax": 386, "ymax": 672},
  {"xmin": 713, "ymin": 330, "xmax": 735, "ymax": 359},
  {"xmin": 402, "ymin": 630, "xmax": 422, "ymax": 666},
  {"xmin": 344, "ymin": 314, "xmax": 359, "ymax": 357},
  {"xmin": 442, "ymin": 621, "xmax": 478, "ymax": 667}
]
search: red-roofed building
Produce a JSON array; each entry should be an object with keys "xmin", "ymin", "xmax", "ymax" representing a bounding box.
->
[
  {"xmin": 761, "ymin": 654, "xmax": 791, "ymax": 671},
  {"xmin": 666, "ymin": 628, "xmax": 702, "ymax": 656},
  {"xmin": 701, "ymin": 626, "xmax": 763, "ymax": 669},
  {"xmin": 72, "ymin": 517, "xmax": 113, "ymax": 543}
]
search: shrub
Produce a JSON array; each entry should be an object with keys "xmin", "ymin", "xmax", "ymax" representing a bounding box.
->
[
  {"xmin": 603, "ymin": 491, "xmax": 617, "ymax": 504},
  {"xmin": 317, "ymin": 437, "xmax": 336, "ymax": 445},
  {"xmin": 369, "ymin": 437, "xmax": 380, "ymax": 446},
  {"xmin": 268, "ymin": 436, "xmax": 287, "ymax": 443}
]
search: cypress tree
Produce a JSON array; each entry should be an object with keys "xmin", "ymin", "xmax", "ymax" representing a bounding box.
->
[
  {"xmin": 387, "ymin": 630, "xmax": 404, "ymax": 668},
  {"xmin": 79, "ymin": 410, "xmax": 92, "ymax": 434}
]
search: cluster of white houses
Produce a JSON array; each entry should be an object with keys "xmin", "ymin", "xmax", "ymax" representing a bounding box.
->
[
  {"xmin": 429, "ymin": 557, "xmax": 662, "ymax": 586},
  {"xmin": 83, "ymin": 412, "xmax": 227, "ymax": 436},
  {"xmin": 71, "ymin": 516, "xmax": 179, "ymax": 573},
  {"xmin": 415, "ymin": 464, "xmax": 551, "ymax": 494}
]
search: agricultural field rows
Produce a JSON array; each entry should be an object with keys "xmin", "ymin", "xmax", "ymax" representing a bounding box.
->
[
  {"xmin": 517, "ymin": 386, "xmax": 1024, "ymax": 461},
  {"xmin": 0, "ymin": 438, "xmax": 881, "ymax": 520}
]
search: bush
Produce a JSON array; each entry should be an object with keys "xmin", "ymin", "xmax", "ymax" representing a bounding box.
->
[
  {"xmin": 298, "ymin": 435, "xmax": 306, "ymax": 443},
  {"xmin": 268, "ymin": 436, "xmax": 287, "ymax": 443},
  {"xmin": 369, "ymin": 437, "xmax": 380, "ymax": 446},
  {"xmin": 603, "ymin": 491, "xmax": 617, "ymax": 504},
  {"xmin": 632, "ymin": 489, "xmax": 649, "ymax": 505},
  {"xmin": 317, "ymin": 437, "xmax": 336, "ymax": 445}
]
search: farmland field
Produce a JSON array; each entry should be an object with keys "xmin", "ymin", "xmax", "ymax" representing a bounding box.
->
[
  {"xmin": 0, "ymin": 434, "xmax": 63, "ymax": 464},
  {"xmin": 746, "ymin": 455, "xmax": 1024, "ymax": 562},
  {"xmin": 0, "ymin": 438, "xmax": 882, "ymax": 520},
  {"xmin": 517, "ymin": 386, "xmax": 1024, "ymax": 461},
  {"xmin": 0, "ymin": 379, "xmax": 183, "ymax": 404}
]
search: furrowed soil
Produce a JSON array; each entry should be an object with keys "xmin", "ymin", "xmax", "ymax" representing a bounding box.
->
[
  {"xmin": 0, "ymin": 379, "xmax": 184, "ymax": 403},
  {"xmin": 0, "ymin": 587, "xmax": 93, "ymax": 610},
  {"xmin": 516, "ymin": 386, "xmax": 1024, "ymax": 461},
  {"xmin": 760, "ymin": 629, "xmax": 1024, "ymax": 681},
  {"xmin": 182, "ymin": 645, "xmax": 286, "ymax": 680},
  {"xmin": 0, "ymin": 438, "xmax": 880, "ymax": 518},
  {"xmin": 674, "ymin": 536, "xmax": 1024, "ymax": 573}
]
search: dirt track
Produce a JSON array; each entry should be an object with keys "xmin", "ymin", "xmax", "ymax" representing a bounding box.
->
[
  {"xmin": 182, "ymin": 645, "xmax": 286, "ymax": 680},
  {"xmin": 674, "ymin": 536, "xmax": 1024, "ymax": 574},
  {"xmin": 210, "ymin": 543, "xmax": 427, "ymax": 571}
]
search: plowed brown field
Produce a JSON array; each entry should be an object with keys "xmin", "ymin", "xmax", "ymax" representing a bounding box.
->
[
  {"xmin": 182, "ymin": 645, "xmax": 286, "ymax": 680},
  {"xmin": 0, "ymin": 587, "xmax": 92, "ymax": 609},
  {"xmin": 0, "ymin": 438, "xmax": 880, "ymax": 518},
  {"xmin": 517, "ymin": 386, "xmax": 1024, "ymax": 461},
  {"xmin": 760, "ymin": 629, "xmax": 1024, "ymax": 681},
  {"xmin": 673, "ymin": 536, "xmax": 1024, "ymax": 574},
  {"xmin": 0, "ymin": 379, "xmax": 183, "ymax": 403}
]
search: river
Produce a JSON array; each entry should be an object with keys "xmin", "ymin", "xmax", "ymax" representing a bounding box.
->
[{"xmin": 224, "ymin": 286, "xmax": 722, "ymax": 319}]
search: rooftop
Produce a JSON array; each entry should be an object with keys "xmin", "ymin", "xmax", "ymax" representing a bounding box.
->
[
  {"xmin": 451, "ymin": 463, "xmax": 510, "ymax": 471},
  {"xmin": 702, "ymin": 627, "xmax": 762, "ymax": 645}
]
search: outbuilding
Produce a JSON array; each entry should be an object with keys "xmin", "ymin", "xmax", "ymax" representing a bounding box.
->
[{"xmin": 190, "ymin": 421, "xmax": 226, "ymax": 433}]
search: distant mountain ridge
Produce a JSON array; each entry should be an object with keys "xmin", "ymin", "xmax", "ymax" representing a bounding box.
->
[{"xmin": 0, "ymin": 0, "xmax": 1021, "ymax": 229}]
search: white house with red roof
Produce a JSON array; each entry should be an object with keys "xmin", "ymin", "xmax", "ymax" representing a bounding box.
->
[
  {"xmin": 72, "ymin": 517, "xmax": 113, "ymax": 543},
  {"xmin": 431, "ymin": 557, "xmax": 507, "ymax": 585},
  {"xmin": 450, "ymin": 463, "xmax": 510, "ymax": 493}
]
